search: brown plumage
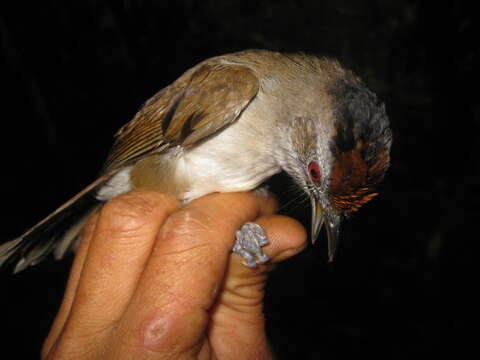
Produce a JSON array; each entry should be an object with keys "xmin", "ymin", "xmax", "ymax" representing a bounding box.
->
[
  {"xmin": 104, "ymin": 63, "xmax": 259, "ymax": 171},
  {"xmin": 329, "ymin": 141, "xmax": 389, "ymax": 213}
]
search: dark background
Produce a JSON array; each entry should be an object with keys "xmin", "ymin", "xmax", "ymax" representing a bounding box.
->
[{"xmin": 0, "ymin": 1, "xmax": 477, "ymax": 358}]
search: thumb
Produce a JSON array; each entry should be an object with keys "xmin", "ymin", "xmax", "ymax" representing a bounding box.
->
[
  {"xmin": 208, "ymin": 215, "xmax": 307, "ymax": 354},
  {"xmin": 256, "ymin": 215, "xmax": 308, "ymax": 264},
  {"xmin": 221, "ymin": 215, "xmax": 307, "ymax": 311}
]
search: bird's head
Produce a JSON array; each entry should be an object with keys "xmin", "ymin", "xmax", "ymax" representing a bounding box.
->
[{"xmin": 281, "ymin": 68, "xmax": 392, "ymax": 261}]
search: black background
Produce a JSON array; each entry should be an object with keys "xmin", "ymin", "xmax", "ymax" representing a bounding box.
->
[{"xmin": 0, "ymin": 1, "xmax": 478, "ymax": 358}]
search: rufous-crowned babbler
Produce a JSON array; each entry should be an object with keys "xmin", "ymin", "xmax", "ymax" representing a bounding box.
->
[{"xmin": 0, "ymin": 49, "xmax": 392, "ymax": 273}]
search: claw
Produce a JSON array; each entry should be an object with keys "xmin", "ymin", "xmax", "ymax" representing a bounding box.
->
[{"xmin": 233, "ymin": 222, "xmax": 270, "ymax": 267}]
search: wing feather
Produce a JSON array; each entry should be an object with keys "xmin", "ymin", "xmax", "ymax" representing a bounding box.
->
[{"xmin": 103, "ymin": 61, "xmax": 259, "ymax": 171}]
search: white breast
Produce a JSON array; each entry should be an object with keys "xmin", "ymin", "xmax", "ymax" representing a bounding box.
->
[
  {"xmin": 175, "ymin": 91, "xmax": 283, "ymax": 201},
  {"xmin": 176, "ymin": 115, "xmax": 281, "ymax": 201},
  {"xmin": 96, "ymin": 88, "xmax": 284, "ymax": 202}
]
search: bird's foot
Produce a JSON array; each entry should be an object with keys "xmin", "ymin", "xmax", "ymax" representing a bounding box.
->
[{"xmin": 233, "ymin": 222, "xmax": 269, "ymax": 267}]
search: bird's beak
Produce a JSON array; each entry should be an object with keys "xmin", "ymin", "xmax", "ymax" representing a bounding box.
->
[
  {"xmin": 310, "ymin": 196, "xmax": 324, "ymax": 244},
  {"xmin": 325, "ymin": 211, "xmax": 341, "ymax": 262},
  {"xmin": 310, "ymin": 196, "xmax": 341, "ymax": 262}
]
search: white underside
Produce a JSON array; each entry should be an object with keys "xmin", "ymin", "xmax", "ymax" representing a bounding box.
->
[
  {"xmin": 177, "ymin": 117, "xmax": 281, "ymax": 201},
  {"xmin": 96, "ymin": 91, "xmax": 283, "ymax": 202},
  {"xmin": 96, "ymin": 167, "xmax": 133, "ymax": 201}
]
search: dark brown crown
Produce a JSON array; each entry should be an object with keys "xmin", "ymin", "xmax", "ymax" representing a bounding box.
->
[{"xmin": 327, "ymin": 73, "xmax": 392, "ymax": 213}]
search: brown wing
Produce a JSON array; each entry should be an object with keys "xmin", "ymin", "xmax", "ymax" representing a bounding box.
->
[{"xmin": 102, "ymin": 61, "xmax": 259, "ymax": 172}]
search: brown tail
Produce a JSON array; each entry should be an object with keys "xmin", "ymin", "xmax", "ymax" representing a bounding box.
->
[{"xmin": 0, "ymin": 173, "xmax": 113, "ymax": 273}]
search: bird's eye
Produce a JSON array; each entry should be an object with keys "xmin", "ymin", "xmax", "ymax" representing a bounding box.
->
[{"xmin": 308, "ymin": 161, "xmax": 321, "ymax": 182}]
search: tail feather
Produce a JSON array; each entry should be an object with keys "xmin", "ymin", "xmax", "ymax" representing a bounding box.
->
[
  {"xmin": 0, "ymin": 238, "xmax": 23, "ymax": 267},
  {"xmin": 0, "ymin": 173, "xmax": 113, "ymax": 273},
  {"xmin": 53, "ymin": 208, "xmax": 97, "ymax": 260}
]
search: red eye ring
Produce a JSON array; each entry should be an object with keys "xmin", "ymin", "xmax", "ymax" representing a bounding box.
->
[{"xmin": 308, "ymin": 161, "xmax": 321, "ymax": 182}]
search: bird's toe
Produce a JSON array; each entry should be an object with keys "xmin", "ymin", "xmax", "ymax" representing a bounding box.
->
[{"xmin": 233, "ymin": 222, "xmax": 270, "ymax": 267}]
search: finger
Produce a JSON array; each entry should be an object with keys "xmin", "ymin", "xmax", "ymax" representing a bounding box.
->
[
  {"xmin": 216, "ymin": 214, "xmax": 306, "ymax": 313},
  {"xmin": 257, "ymin": 215, "xmax": 307, "ymax": 263},
  {"xmin": 42, "ymin": 212, "xmax": 100, "ymax": 357},
  {"xmin": 56, "ymin": 190, "xmax": 179, "ymax": 353},
  {"xmin": 113, "ymin": 191, "xmax": 277, "ymax": 358},
  {"xmin": 207, "ymin": 215, "xmax": 306, "ymax": 358}
]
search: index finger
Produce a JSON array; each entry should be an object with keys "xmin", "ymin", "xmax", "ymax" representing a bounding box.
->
[{"xmin": 114, "ymin": 191, "xmax": 277, "ymax": 356}]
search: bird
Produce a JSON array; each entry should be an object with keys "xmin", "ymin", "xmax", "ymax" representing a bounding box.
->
[{"xmin": 0, "ymin": 49, "xmax": 392, "ymax": 273}]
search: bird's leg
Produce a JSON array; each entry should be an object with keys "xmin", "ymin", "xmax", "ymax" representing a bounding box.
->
[
  {"xmin": 233, "ymin": 222, "xmax": 269, "ymax": 267},
  {"xmin": 232, "ymin": 186, "xmax": 272, "ymax": 267}
]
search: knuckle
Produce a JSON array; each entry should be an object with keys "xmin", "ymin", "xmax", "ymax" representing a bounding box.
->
[
  {"xmin": 162, "ymin": 209, "xmax": 211, "ymax": 239},
  {"xmin": 99, "ymin": 191, "xmax": 174, "ymax": 233},
  {"xmin": 155, "ymin": 209, "xmax": 228, "ymax": 258},
  {"xmin": 158, "ymin": 208, "xmax": 223, "ymax": 252}
]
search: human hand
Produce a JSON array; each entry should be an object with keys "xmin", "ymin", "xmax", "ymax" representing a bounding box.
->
[{"xmin": 42, "ymin": 190, "xmax": 306, "ymax": 359}]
